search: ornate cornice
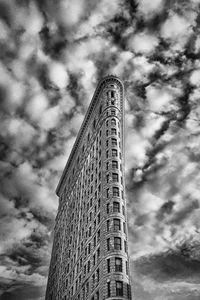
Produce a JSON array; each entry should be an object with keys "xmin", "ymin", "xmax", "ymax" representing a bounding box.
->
[{"xmin": 56, "ymin": 75, "xmax": 124, "ymax": 197}]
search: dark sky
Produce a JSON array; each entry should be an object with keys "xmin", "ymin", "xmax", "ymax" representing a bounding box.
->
[{"xmin": 1, "ymin": 0, "xmax": 200, "ymax": 299}]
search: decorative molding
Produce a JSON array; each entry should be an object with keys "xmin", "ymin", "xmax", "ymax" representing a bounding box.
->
[{"xmin": 56, "ymin": 75, "xmax": 124, "ymax": 197}]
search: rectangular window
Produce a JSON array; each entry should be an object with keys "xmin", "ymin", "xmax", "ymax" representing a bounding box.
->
[
  {"xmin": 106, "ymin": 130, "xmax": 109, "ymax": 136},
  {"xmin": 115, "ymin": 257, "xmax": 122, "ymax": 272},
  {"xmin": 107, "ymin": 238, "xmax": 110, "ymax": 251},
  {"xmin": 122, "ymin": 205, "xmax": 125, "ymax": 215},
  {"xmin": 107, "ymin": 282, "xmax": 111, "ymax": 297},
  {"xmin": 112, "ymin": 160, "xmax": 118, "ymax": 169},
  {"xmin": 106, "ymin": 150, "xmax": 109, "ymax": 158},
  {"xmin": 107, "ymin": 203, "xmax": 110, "ymax": 214},
  {"xmin": 114, "ymin": 237, "xmax": 121, "ymax": 250},
  {"xmin": 97, "ymin": 213, "xmax": 100, "ymax": 224},
  {"xmin": 112, "ymin": 173, "xmax": 118, "ymax": 182},
  {"xmin": 93, "ymin": 254, "xmax": 96, "ymax": 266},
  {"xmin": 106, "ymin": 188, "xmax": 109, "ymax": 198},
  {"xmin": 126, "ymin": 261, "xmax": 128, "ymax": 274},
  {"xmin": 114, "ymin": 218, "xmax": 121, "ymax": 231},
  {"xmin": 106, "ymin": 162, "xmax": 109, "ymax": 170},
  {"xmin": 112, "ymin": 149, "xmax": 118, "ymax": 157},
  {"xmin": 116, "ymin": 281, "xmax": 123, "ymax": 296},
  {"xmin": 87, "ymin": 260, "xmax": 90, "ymax": 273},
  {"xmin": 124, "ymin": 240, "xmax": 127, "ymax": 253},
  {"xmin": 111, "ymin": 138, "xmax": 117, "ymax": 146},
  {"xmin": 123, "ymin": 222, "xmax": 126, "ymax": 233},
  {"xmin": 106, "ymin": 174, "xmax": 109, "ymax": 183},
  {"xmin": 113, "ymin": 201, "xmax": 120, "ymax": 213},
  {"xmin": 113, "ymin": 187, "xmax": 119, "ymax": 197},
  {"xmin": 107, "ymin": 258, "xmax": 110, "ymax": 273},
  {"xmin": 97, "ymin": 248, "xmax": 100, "ymax": 259},
  {"xmin": 97, "ymin": 269, "xmax": 99, "ymax": 282},
  {"xmin": 96, "ymin": 291, "xmax": 99, "ymax": 300},
  {"xmin": 107, "ymin": 220, "xmax": 110, "ymax": 232},
  {"xmin": 97, "ymin": 229, "xmax": 100, "ymax": 241},
  {"xmin": 106, "ymin": 140, "xmax": 109, "ymax": 147},
  {"xmin": 111, "ymin": 128, "xmax": 117, "ymax": 135}
]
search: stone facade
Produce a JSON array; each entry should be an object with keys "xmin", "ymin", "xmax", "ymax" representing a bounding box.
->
[{"xmin": 45, "ymin": 75, "xmax": 132, "ymax": 300}]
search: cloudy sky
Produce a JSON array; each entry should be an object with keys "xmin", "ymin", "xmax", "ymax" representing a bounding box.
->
[{"xmin": 1, "ymin": 0, "xmax": 200, "ymax": 299}]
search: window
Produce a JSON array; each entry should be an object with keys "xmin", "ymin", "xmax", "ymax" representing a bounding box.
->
[
  {"xmin": 88, "ymin": 243, "xmax": 91, "ymax": 254},
  {"xmin": 106, "ymin": 130, "xmax": 109, "ymax": 136},
  {"xmin": 112, "ymin": 173, "xmax": 118, "ymax": 182},
  {"xmin": 94, "ymin": 236, "xmax": 96, "ymax": 247},
  {"xmin": 89, "ymin": 227, "xmax": 92, "ymax": 237},
  {"xmin": 106, "ymin": 174, "xmax": 109, "ymax": 183},
  {"xmin": 126, "ymin": 261, "xmax": 128, "ymax": 274},
  {"xmin": 111, "ymin": 110, "xmax": 116, "ymax": 116},
  {"xmin": 124, "ymin": 240, "xmax": 127, "ymax": 253},
  {"xmin": 115, "ymin": 257, "xmax": 122, "ymax": 272},
  {"xmin": 116, "ymin": 281, "xmax": 123, "ymax": 296},
  {"xmin": 107, "ymin": 238, "xmax": 110, "ymax": 251},
  {"xmin": 96, "ymin": 291, "xmax": 99, "ymax": 300},
  {"xmin": 97, "ymin": 230, "xmax": 100, "ymax": 241},
  {"xmin": 113, "ymin": 187, "xmax": 119, "ymax": 197},
  {"xmin": 106, "ymin": 188, "xmax": 109, "ymax": 198},
  {"xmin": 114, "ymin": 237, "xmax": 121, "ymax": 250},
  {"xmin": 107, "ymin": 203, "xmax": 110, "ymax": 214},
  {"xmin": 106, "ymin": 162, "xmax": 109, "ymax": 170},
  {"xmin": 112, "ymin": 149, "xmax": 117, "ymax": 157},
  {"xmin": 97, "ymin": 248, "xmax": 100, "ymax": 259},
  {"xmin": 114, "ymin": 219, "xmax": 121, "ymax": 231},
  {"xmin": 113, "ymin": 202, "xmax": 120, "ymax": 213},
  {"xmin": 107, "ymin": 220, "xmax": 110, "ymax": 232},
  {"xmin": 112, "ymin": 160, "xmax": 118, "ymax": 169},
  {"xmin": 111, "ymin": 90, "xmax": 115, "ymax": 98},
  {"xmin": 106, "ymin": 140, "xmax": 109, "ymax": 147},
  {"xmin": 111, "ymin": 138, "xmax": 117, "ymax": 146},
  {"xmin": 99, "ymin": 105, "xmax": 102, "ymax": 115},
  {"xmin": 107, "ymin": 258, "xmax": 110, "ymax": 273},
  {"xmin": 106, "ymin": 150, "xmax": 109, "ymax": 158},
  {"xmin": 111, "ymin": 118, "xmax": 116, "ymax": 125},
  {"xmin": 87, "ymin": 260, "xmax": 90, "ymax": 273},
  {"xmin": 97, "ymin": 269, "xmax": 99, "ymax": 282},
  {"xmin": 122, "ymin": 205, "xmax": 125, "ymax": 215},
  {"xmin": 106, "ymin": 120, "xmax": 109, "ymax": 126},
  {"xmin": 97, "ymin": 213, "xmax": 100, "ymax": 224},
  {"xmin": 93, "ymin": 254, "xmax": 96, "ymax": 266},
  {"xmin": 107, "ymin": 282, "xmax": 111, "ymax": 297},
  {"xmin": 92, "ymin": 274, "xmax": 95, "ymax": 287},
  {"xmin": 111, "ymin": 128, "xmax": 117, "ymax": 135},
  {"xmin": 123, "ymin": 222, "xmax": 126, "ymax": 233}
]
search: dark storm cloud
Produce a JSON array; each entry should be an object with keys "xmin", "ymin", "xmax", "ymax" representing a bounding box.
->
[{"xmin": 134, "ymin": 237, "xmax": 200, "ymax": 282}]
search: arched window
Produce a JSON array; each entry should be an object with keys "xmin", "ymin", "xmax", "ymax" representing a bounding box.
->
[{"xmin": 111, "ymin": 118, "xmax": 116, "ymax": 125}]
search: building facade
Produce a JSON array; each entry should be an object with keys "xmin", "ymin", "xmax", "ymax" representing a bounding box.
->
[{"xmin": 45, "ymin": 75, "xmax": 132, "ymax": 300}]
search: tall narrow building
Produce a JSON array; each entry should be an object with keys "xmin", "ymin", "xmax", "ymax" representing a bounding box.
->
[{"xmin": 45, "ymin": 75, "xmax": 132, "ymax": 300}]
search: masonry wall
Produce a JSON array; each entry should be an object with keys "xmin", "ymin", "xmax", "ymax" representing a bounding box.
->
[{"xmin": 45, "ymin": 76, "xmax": 132, "ymax": 300}]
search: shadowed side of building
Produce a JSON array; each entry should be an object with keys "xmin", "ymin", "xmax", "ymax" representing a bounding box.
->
[{"xmin": 45, "ymin": 75, "xmax": 132, "ymax": 300}]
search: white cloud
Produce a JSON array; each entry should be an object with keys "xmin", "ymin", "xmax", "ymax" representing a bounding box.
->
[
  {"xmin": 161, "ymin": 14, "xmax": 192, "ymax": 47},
  {"xmin": 40, "ymin": 105, "xmax": 60, "ymax": 130},
  {"xmin": 48, "ymin": 61, "xmax": 69, "ymax": 89},
  {"xmin": 129, "ymin": 32, "xmax": 159, "ymax": 54},
  {"xmin": 190, "ymin": 69, "xmax": 200, "ymax": 86},
  {"xmin": 138, "ymin": 0, "xmax": 164, "ymax": 17},
  {"xmin": 26, "ymin": 93, "xmax": 49, "ymax": 122},
  {"xmin": 58, "ymin": 0, "xmax": 85, "ymax": 27},
  {"xmin": 146, "ymin": 85, "xmax": 173, "ymax": 112}
]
